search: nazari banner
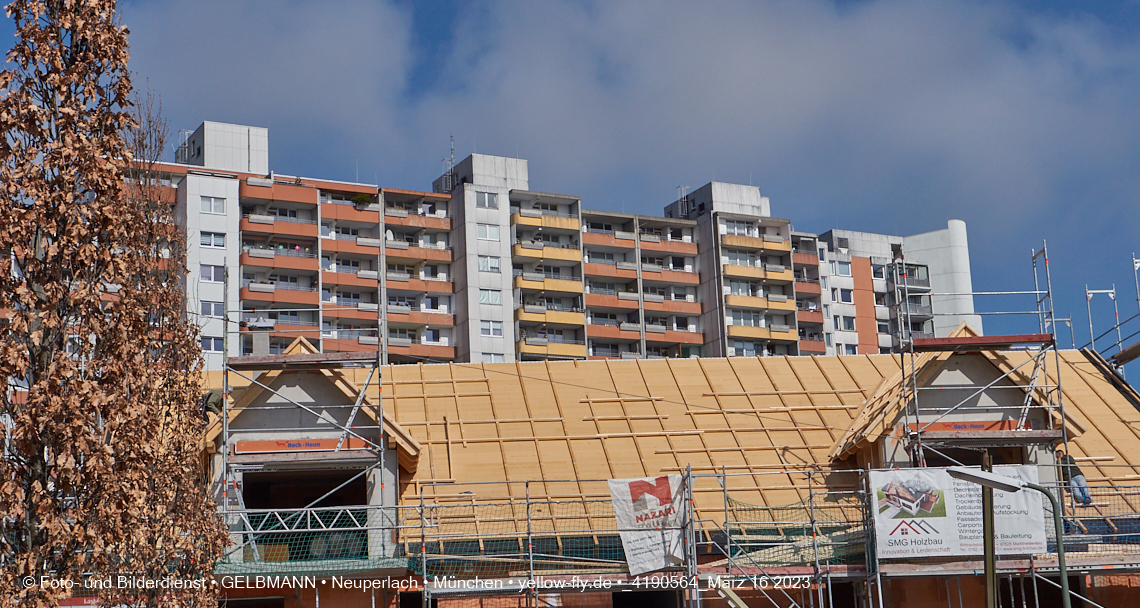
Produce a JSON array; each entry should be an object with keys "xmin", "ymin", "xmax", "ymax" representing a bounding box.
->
[
  {"xmin": 608, "ymin": 475, "xmax": 686, "ymax": 575},
  {"xmin": 869, "ymin": 465, "xmax": 1046, "ymax": 559}
]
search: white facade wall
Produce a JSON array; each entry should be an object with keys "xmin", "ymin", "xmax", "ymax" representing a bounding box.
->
[
  {"xmin": 181, "ymin": 173, "xmax": 242, "ymax": 369},
  {"xmin": 903, "ymin": 220, "xmax": 981, "ymax": 335}
]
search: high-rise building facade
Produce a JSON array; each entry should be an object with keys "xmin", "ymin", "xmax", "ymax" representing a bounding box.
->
[{"xmin": 169, "ymin": 121, "xmax": 977, "ymax": 369}]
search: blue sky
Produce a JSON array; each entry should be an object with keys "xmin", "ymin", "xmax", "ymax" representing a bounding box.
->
[{"xmin": 5, "ymin": 0, "xmax": 1140, "ymax": 360}]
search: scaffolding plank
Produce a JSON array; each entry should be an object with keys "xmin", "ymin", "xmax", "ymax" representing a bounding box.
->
[{"xmin": 911, "ymin": 333, "xmax": 1054, "ymax": 352}]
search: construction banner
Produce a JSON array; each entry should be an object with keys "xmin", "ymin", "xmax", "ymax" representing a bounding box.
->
[
  {"xmin": 870, "ymin": 466, "xmax": 1046, "ymax": 559},
  {"xmin": 608, "ymin": 475, "xmax": 685, "ymax": 575}
]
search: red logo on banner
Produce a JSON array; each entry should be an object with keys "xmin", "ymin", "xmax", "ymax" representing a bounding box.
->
[{"xmin": 629, "ymin": 476, "xmax": 671, "ymax": 505}]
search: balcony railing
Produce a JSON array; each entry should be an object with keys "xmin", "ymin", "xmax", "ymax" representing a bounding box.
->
[
  {"xmin": 242, "ymin": 246, "xmax": 318, "ymax": 259},
  {"xmin": 241, "ymin": 280, "xmax": 317, "ymax": 292},
  {"xmin": 241, "ymin": 212, "xmax": 318, "ymax": 225}
]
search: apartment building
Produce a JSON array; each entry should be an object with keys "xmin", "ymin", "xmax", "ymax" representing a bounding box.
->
[
  {"xmin": 818, "ymin": 220, "xmax": 981, "ymax": 355},
  {"xmin": 172, "ymin": 121, "xmax": 976, "ymax": 368},
  {"xmin": 664, "ymin": 183, "xmax": 798, "ymax": 357}
]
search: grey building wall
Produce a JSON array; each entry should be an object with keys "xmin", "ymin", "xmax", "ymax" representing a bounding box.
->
[{"xmin": 904, "ymin": 219, "xmax": 980, "ymax": 335}]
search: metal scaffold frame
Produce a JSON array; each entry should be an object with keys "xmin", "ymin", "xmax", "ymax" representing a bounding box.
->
[
  {"xmin": 891, "ymin": 241, "xmax": 1067, "ymax": 467},
  {"xmin": 215, "ymin": 349, "xmax": 385, "ymax": 567}
]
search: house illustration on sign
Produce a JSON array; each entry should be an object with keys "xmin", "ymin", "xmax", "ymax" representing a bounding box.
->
[{"xmin": 882, "ymin": 478, "xmax": 940, "ymax": 515}]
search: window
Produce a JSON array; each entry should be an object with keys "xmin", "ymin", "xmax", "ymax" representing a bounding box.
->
[
  {"xmin": 842, "ymin": 316, "xmax": 856, "ymax": 331},
  {"xmin": 200, "ymin": 265, "xmax": 224, "ymax": 282},
  {"xmin": 875, "ymin": 293, "xmax": 888, "ymax": 306},
  {"xmin": 588, "ymin": 251, "xmax": 615, "ymax": 264},
  {"xmin": 339, "ymin": 291, "xmax": 362, "ymax": 306},
  {"xmin": 201, "ymin": 337, "xmax": 224, "ymax": 352},
  {"xmin": 877, "ymin": 322, "xmax": 890, "ymax": 334},
  {"xmin": 482, "ymin": 353, "xmax": 505, "ymax": 363},
  {"xmin": 480, "ymin": 320, "xmax": 503, "ymax": 337},
  {"xmin": 845, "ymin": 344, "xmax": 858, "ymax": 355},
  {"xmin": 337, "ymin": 225, "xmax": 361, "ymax": 237},
  {"xmin": 818, "ymin": 247, "xmax": 826, "ymax": 261},
  {"xmin": 590, "ymin": 281, "xmax": 617, "ymax": 295},
  {"xmin": 200, "ymin": 301, "xmax": 224, "ymax": 317},
  {"xmin": 476, "ymin": 192, "xmax": 498, "ymax": 209},
  {"xmin": 839, "ymin": 289, "xmax": 853, "ymax": 303},
  {"xmin": 872, "ymin": 265, "xmax": 885, "ymax": 279},
  {"xmin": 479, "ymin": 289, "xmax": 502, "ymax": 305},
  {"xmin": 390, "ymin": 327, "xmax": 418, "ymax": 341},
  {"xmin": 200, "ymin": 232, "xmax": 225, "ymax": 248},
  {"xmin": 423, "ymin": 328, "xmax": 440, "ymax": 343},
  {"xmin": 723, "ymin": 220, "xmax": 755, "ymax": 236},
  {"xmin": 726, "ymin": 250, "xmax": 755, "ymax": 266},
  {"xmin": 673, "ymin": 287, "xmax": 688, "ymax": 301},
  {"xmin": 729, "ymin": 309, "xmax": 762, "ymax": 327},
  {"xmin": 477, "ymin": 223, "xmax": 500, "ymax": 241},
  {"xmin": 833, "ymin": 316, "xmax": 841, "ymax": 331},
  {"xmin": 837, "ymin": 261, "xmax": 851, "ymax": 276},
  {"xmin": 268, "ymin": 206, "xmax": 298, "ymax": 218},
  {"xmin": 674, "ymin": 317, "xmax": 691, "ymax": 331},
  {"xmin": 588, "ymin": 221, "xmax": 613, "ymax": 232},
  {"xmin": 478, "ymin": 255, "xmax": 501, "ymax": 273},
  {"xmin": 200, "ymin": 196, "xmax": 225, "ymax": 214}
]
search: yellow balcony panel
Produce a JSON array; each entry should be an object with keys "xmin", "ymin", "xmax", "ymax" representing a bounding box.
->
[
  {"xmin": 513, "ymin": 276, "xmax": 584, "ymax": 294},
  {"xmin": 726, "ymin": 325, "xmax": 770, "ymax": 340},
  {"xmin": 721, "ymin": 233, "xmax": 767, "ymax": 250},
  {"xmin": 722, "ymin": 264, "xmax": 762, "ymax": 280},
  {"xmin": 517, "ymin": 340, "xmax": 587, "ymax": 359},
  {"xmin": 541, "ymin": 215, "xmax": 580, "ymax": 231},
  {"xmin": 513, "ymin": 276, "xmax": 545, "ymax": 291},
  {"xmin": 764, "ymin": 297, "xmax": 797, "ymax": 312},
  {"xmin": 763, "ymin": 268, "xmax": 795, "ymax": 284},
  {"xmin": 511, "ymin": 213, "xmax": 541, "ymax": 227},
  {"xmin": 769, "ymin": 329, "xmax": 798, "ymax": 342},
  {"xmin": 761, "ymin": 238, "xmax": 792, "ymax": 253},
  {"xmin": 546, "ymin": 309, "xmax": 586, "ymax": 325},
  {"xmin": 724, "ymin": 294, "xmax": 768, "ymax": 310},
  {"xmin": 515, "ymin": 308, "xmax": 585, "ymax": 326},
  {"xmin": 513, "ymin": 244, "xmax": 582, "ymax": 262}
]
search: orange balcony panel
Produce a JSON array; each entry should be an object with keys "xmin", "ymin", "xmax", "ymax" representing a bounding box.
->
[
  {"xmin": 408, "ymin": 310, "xmax": 455, "ymax": 326},
  {"xmin": 239, "ymin": 287, "xmax": 319, "ymax": 307},
  {"xmin": 795, "ymin": 281, "xmax": 822, "ymax": 295},
  {"xmin": 638, "ymin": 239, "xmax": 698, "ymax": 255},
  {"xmin": 240, "ymin": 180, "xmax": 319, "ymax": 205},
  {"xmin": 798, "ymin": 339, "xmax": 827, "ymax": 354},
  {"xmin": 321, "ymin": 203, "xmax": 379, "ymax": 224},
  {"xmin": 240, "ymin": 252, "xmax": 320, "ymax": 273},
  {"xmin": 261, "ymin": 324, "xmax": 321, "ymax": 341},
  {"xmin": 660, "ymin": 330, "xmax": 704, "ymax": 345},
  {"xmin": 582, "ymin": 232, "xmax": 636, "ymax": 249},
  {"xmin": 642, "ymin": 299, "xmax": 702, "ymax": 314},
  {"xmin": 793, "ymin": 252, "xmax": 820, "ymax": 267},
  {"xmin": 384, "ymin": 214, "xmax": 451, "ymax": 231},
  {"xmin": 323, "ymin": 338, "xmax": 375, "ymax": 353},
  {"xmin": 797, "ymin": 310, "xmax": 825, "ymax": 325},
  {"xmin": 322, "ymin": 271, "xmax": 376, "ymax": 289},
  {"xmin": 584, "ymin": 293, "xmax": 639, "ymax": 309},
  {"xmin": 658, "ymin": 269, "xmax": 700, "ymax": 285},
  {"xmin": 386, "ymin": 276, "xmax": 453, "ymax": 294},
  {"xmin": 323, "ymin": 307, "xmax": 379, "ymax": 321},
  {"xmin": 239, "ymin": 218, "xmax": 320, "ymax": 239},
  {"xmin": 323, "ymin": 238, "xmax": 378, "ymax": 257},
  {"xmin": 586, "ymin": 324, "xmax": 641, "ymax": 341},
  {"xmin": 408, "ymin": 246, "xmax": 452, "ymax": 262},
  {"xmin": 584, "ymin": 263, "xmax": 637, "ymax": 280},
  {"xmin": 388, "ymin": 342, "xmax": 457, "ymax": 360}
]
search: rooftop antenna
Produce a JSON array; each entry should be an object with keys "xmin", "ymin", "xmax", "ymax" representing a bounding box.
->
[{"xmin": 439, "ymin": 134, "xmax": 456, "ymax": 193}]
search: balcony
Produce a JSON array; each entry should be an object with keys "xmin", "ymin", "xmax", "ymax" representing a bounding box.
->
[
  {"xmin": 581, "ymin": 231, "xmax": 636, "ymax": 249},
  {"xmin": 240, "ymin": 249, "xmax": 319, "ymax": 273},
  {"xmin": 792, "ymin": 252, "xmax": 820, "ymax": 267},
  {"xmin": 517, "ymin": 338, "xmax": 587, "ymax": 359},
  {"xmin": 584, "ymin": 293, "xmax": 640, "ymax": 310},
  {"xmin": 321, "ymin": 201, "xmax": 379, "ymax": 224},
  {"xmin": 647, "ymin": 329, "xmax": 704, "ymax": 345},
  {"xmin": 724, "ymin": 294, "xmax": 768, "ymax": 310},
  {"xmin": 794, "ymin": 280, "xmax": 821, "ymax": 295},
  {"xmin": 764, "ymin": 294, "xmax": 796, "ymax": 311},
  {"xmin": 240, "ymin": 214, "xmax": 320, "ymax": 240},
  {"xmin": 721, "ymin": 233, "xmax": 791, "ymax": 252},
  {"xmin": 516, "ymin": 307, "xmax": 586, "ymax": 327},
  {"xmin": 239, "ymin": 282, "xmax": 319, "ymax": 306},
  {"xmin": 512, "ymin": 242, "xmax": 582, "ymax": 262},
  {"xmin": 638, "ymin": 237, "xmax": 697, "ymax": 255},
  {"xmin": 585, "ymin": 321, "xmax": 640, "ymax": 341},
  {"xmin": 642, "ymin": 298, "xmax": 701, "ymax": 315},
  {"xmin": 385, "ymin": 304, "xmax": 455, "ymax": 326},
  {"xmin": 385, "ymin": 273, "xmax": 453, "ymax": 294},
  {"xmin": 796, "ymin": 309, "xmax": 825, "ymax": 325},
  {"xmin": 511, "ymin": 211, "xmax": 580, "ymax": 231},
  {"xmin": 583, "ymin": 262, "xmax": 637, "ymax": 280},
  {"xmin": 513, "ymin": 274, "xmax": 584, "ymax": 294},
  {"xmin": 322, "ymin": 236, "xmax": 380, "ymax": 257},
  {"xmin": 387, "ymin": 340, "xmax": 457, "ymax": 360},
  {"xmin": 725, "ymin": 324, "xmax": 797, "ymax": 343},
  {"xmin": 897, "ymin": 303, "xmax": 934, "ymax": 318},
  {"xmin": 798, "ymin": 338, "xmax": 827, "ymax": 354},
  {"xmin": 321, "ymin": 270, "xmax": 378, "ymax": 289},
  {"xmin": 239, "ymin": 178, "xmax": 319, "ymax": 206}
]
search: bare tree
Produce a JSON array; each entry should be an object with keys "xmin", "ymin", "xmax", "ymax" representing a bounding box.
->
[{"xmin": 0, "ymin": 2, "xmax": 225, "ymax": 607}]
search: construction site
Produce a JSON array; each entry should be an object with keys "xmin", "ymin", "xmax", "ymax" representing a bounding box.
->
[{"xmin": 196, "ymin": 244, "xmax": 1140, "ymax": 608}]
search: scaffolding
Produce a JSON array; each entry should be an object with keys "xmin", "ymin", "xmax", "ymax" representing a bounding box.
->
[
  {"xmin": 890, "ymin": 241, "xmax": 1067, "ymax": 468},
  {"xmin": 213, "ymin": 349, "xmax": 391, "ymax": 574}
]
